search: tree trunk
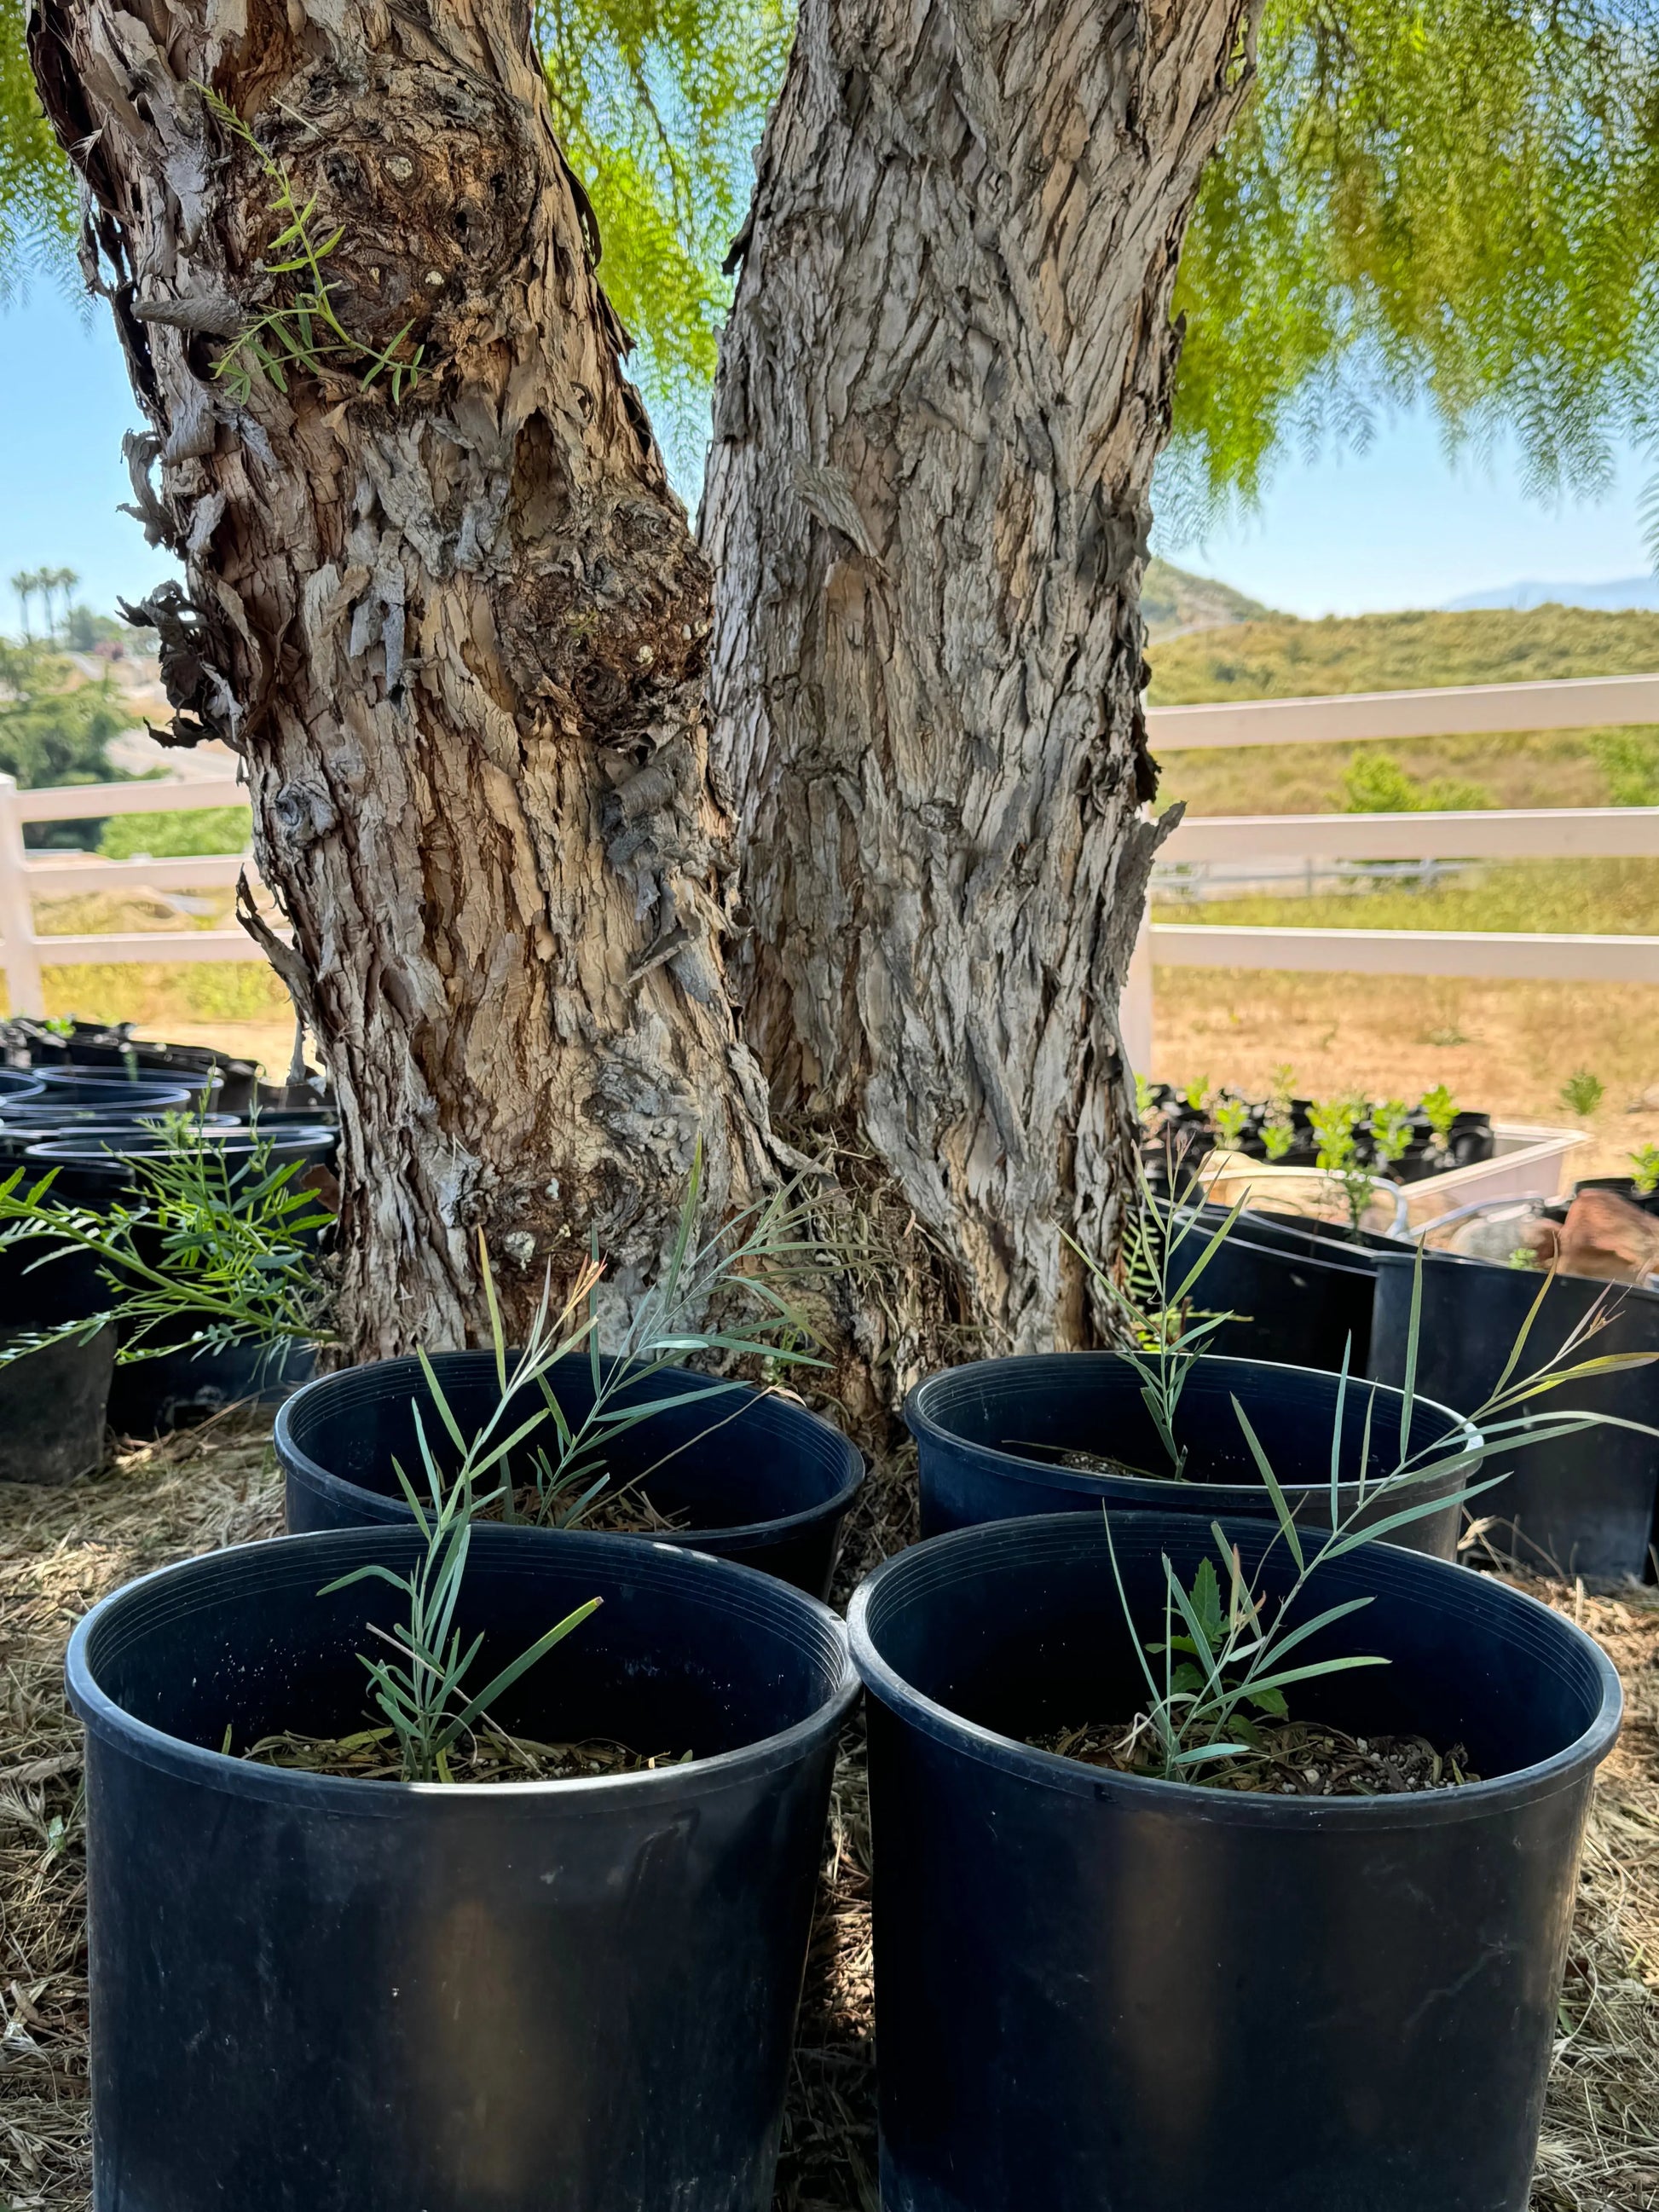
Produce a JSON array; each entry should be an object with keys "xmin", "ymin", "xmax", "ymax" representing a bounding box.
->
[
  {"xmin": 28, "ymin": 0, "xmax": 775, "ymax": 1354},
  {"xmin": 704, "ymin": 0, "xmax": 1257, "ymax": 1352}
]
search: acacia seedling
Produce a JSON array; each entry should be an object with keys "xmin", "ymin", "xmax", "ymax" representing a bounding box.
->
[
  {"xmin": 320, "ymin": 1447, "xmax": 600, "ymax": 1785},
  {"xmin": 0, "ymin": 1107, "xmax": 335, "ymax": 1372},
  {"xmin": 1102, "ymin": 1246, "xmax": 1659, "ymax": 1784}
]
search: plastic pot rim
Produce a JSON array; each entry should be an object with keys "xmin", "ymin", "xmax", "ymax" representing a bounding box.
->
[
  {"xmin": 25, "ymin": 1129, "xmax": 336, "ymax": 1161},
  {"xmin": 66, "ymin": 1522, "xmax": 860, "ymax": 1814},
  {"xmin": 1373, "ymin": 1244, "xmax": 1659, "ymax": 1302},
  {"xmin": 274, "ymin": 1360, "xmax": 866, "ymax": 1555},
  {"xmin": 1166, "ymin": 1217, "xmax": 1382, "ymax": 1281},
  {"xmin": 847, "ymin": 1509, "xmax": 1621, "ymax": 1829},
  {"xmin": 903, "ymin": 1350, "xmax": 1481, "ymax": 1506}
]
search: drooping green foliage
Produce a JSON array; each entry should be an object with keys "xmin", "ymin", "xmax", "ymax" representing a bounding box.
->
[
  {"xmin": 536, "ymin": 0, "xmax": 790, "ymax": 491},
  {"xmin": 0, "ymin": 0, "xmax": 76, "ymax": 306},
  {"xmin": 9, "ymin": 0, "xmax": 1659, "ymax": 531},
  {"xmin": 1163, "ymin": 0, "xmax": 1659, "ymax": 534}
]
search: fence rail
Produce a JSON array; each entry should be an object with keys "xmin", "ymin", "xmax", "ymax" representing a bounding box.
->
[
  {"xmin": 1122, "ymin": 672, "xmax": 1659, "ymax": 1069},
  {"xmin": 0, "ymin": 683, "xmax": 1656, "ymax": 1046},
  {"xmin": 0, "ymin": 772, "xmax": 264, "ymax": 1016},
  {"xmin": 1143, "ymin": 672, "xmax": 1659, "ymax": 751}
]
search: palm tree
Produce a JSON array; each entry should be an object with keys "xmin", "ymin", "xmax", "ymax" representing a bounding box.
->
[
  {"xmin": 9, "ymin": 570, "xmax": 37, "ymax": 641},
  {"xmin": 49, "ymin": 568, "xmax": 80, "ymax": 644}
]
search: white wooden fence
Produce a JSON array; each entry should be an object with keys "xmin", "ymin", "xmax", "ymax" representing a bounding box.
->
[
  {"xmin": 1120, "ymin": 673, "xmax": 1659, "ymax": 1071},
  {"xmin": 3, "ymin": 667, "xmax": 1657, "ymax": 1043},
  {"xmin": 0, "ymin": 772, "xmax": 257, "ymax": 1015}
]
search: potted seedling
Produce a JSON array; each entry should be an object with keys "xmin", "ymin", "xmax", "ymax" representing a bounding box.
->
[
  {"xmin": 1368, "ymin": 1236, "xmax": 1659, "ymax": 1576},
  {"xmin": 0, "ymin": 1112, "xmax": 334, "ymax": 1441},
  {"xmin": 278, "ymin": 1152, "xmax": 864, "ymax": 1596},
  {"xmin": 1368, "ymin": 1096, "xmax": 1413, "ymax": 1177},
  {"xmin": 1571, "ymin": 1142, "xmax": 1659, "ymax": 1220},
  {"xmin": 1210, "ymin": 1091, "xmax": 1254, "ymax": 1156},
  {"xmin": 66, "ymin": 1425, "xmax": 857, "ymax": 2208},
  {"xmin": 0, "ymin": 1112, "xmax": 333, "ymax": 1458},
  {"xmin": 1420, "ymin": 1080, "xmax": 1460, "ymax": 1162},
  {"xmin": 905, "ymin": 1195, "xmax": 1628, "ymax": 1560},
  {"xmin": 855, "ymin": 1277, "xmax": 1643, "ymax": 2212}
]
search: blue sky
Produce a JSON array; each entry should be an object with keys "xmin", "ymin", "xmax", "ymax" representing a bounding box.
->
[{"xmin": 2, "ymin": 278, "xmax": 1652, "ymax": 625}]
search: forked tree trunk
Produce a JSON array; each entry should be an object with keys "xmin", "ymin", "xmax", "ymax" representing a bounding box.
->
[
  {"xmin": 704, "ymin": 0, "xmax": 1257, "ymax": 1350},
  {"xmin": 29, "ymin": 0, "xmax": 1257, "ymax": 1375},
  {"xmin": 28, "ymin": 0, "xmax": 775, "ymax": 1354}
]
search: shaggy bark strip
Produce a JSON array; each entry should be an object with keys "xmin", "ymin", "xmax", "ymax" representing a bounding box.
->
[
  {"xmin": 705, "ymin": 0, "xmax": 1258, "ymax": 1349},
  {"xmin": 29, "ymin": 0, "xmax": 771, "ymax": 1354}
]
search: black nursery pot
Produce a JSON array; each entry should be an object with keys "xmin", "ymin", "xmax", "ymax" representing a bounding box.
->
[
  {"xmin": 1163, "ymin": 1206, "xmax": 1380, "ymax": 1371},
  {"xmin": 905, "ymin": 1351, "xmax": 1472, "ymax": 1558},
  {"xmin": 1368, "ymin": 1249, "xmax": 1659, "ymax": 1579},
  {"xmin": 28, "ymin": 1066, "xmax": 214, "ymax": 1107},
  {"xmin": 108, "ymin": 1334, "xmax": 315, "ymax": 1439},
  {"xmin": 21, "ymin": 1125, "xmax": 338, "ymax": 1207},
  {"xmin": 1573, "ymin": 1174, "xmax": 1659, "ymax": 1218},
  {"xmin": 66, "ymin": 1523, "xmax": 857, "ymax": 2212},
  {"xmin": 20, "ymin": 1024, "xmax": 259, "ymax": 1113},
  {"xmin": 0, "ymin": 1324, "xmax": 115, "ymax": 1483},
  {"xmin": 849, "ymin": 1510, "xmax": 1620, "ymax": 2212},
  {"xmin": 278, "ymin": 1350, "xmax": 866, "ymax": 1597}
]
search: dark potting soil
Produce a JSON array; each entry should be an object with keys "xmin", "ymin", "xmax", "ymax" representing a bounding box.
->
[
  {"xmin": 1003, "ymin": 1439, "xmax": 1164, "ymax": 1481},
  {"xmin": 240, "ymin": 1724, "xmax": 692, "ymax": 1783},
  {"xmin": 497, "ymin": 1482, "xmax": 690, "ymax": 1534},
  {"xmin": 1029, "ymin": 1715, "xmax": 1480, "ymax": 1796}
]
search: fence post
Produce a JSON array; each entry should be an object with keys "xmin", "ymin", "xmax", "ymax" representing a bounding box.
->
[
  {"xmin": 1120, "ymin": 897, "xmax": 1153, "ymax": 1077},
  {"xmin": 0, "ymin": 776, "xmax": 45, "ymax": 1017}
]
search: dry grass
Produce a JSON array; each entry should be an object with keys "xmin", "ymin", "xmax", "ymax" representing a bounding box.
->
[
  {"xmin": 1, "ymin": 1420, "xmax": 1656, "ymax": 2211},
  {"xmin": 1159, "ymin": 726, "xmax": 1632, "ymax": 817},
  {"xmin": 1153, "ymin": 967, "xmax": 1659, "ymax": 1182},
  {"xmin": 0, "ymin": 1410, "xmax": 280, "ymax": 2210},
  {"xmin": 1145, "ymin": 604, "xmax": 1659, "ymax": 704},
  {"xmin": 1517, "ymin": 1574, "xmax": 1659, "ymax": 2211}
]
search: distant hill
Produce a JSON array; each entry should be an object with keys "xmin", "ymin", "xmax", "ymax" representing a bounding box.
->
[
  {"xmin": 1146, "ymin": 603, "xmax": 1659, "ymax": 705},
  {"xmin": 1141, "ymin": 558, "xmax": 1273, "ymax": 641},
  {"xmin": 1445, "ymin": 576, "xmax": 1659, "ymax": 614}
]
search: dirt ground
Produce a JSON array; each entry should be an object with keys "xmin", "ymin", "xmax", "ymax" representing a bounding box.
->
[
  {"xmin": 1153, "ymin": 967, "xmax": 1659, "ymax": 1185},
  {"xmin": 0, "ymin": 1415, "xmax": 1655, "ymax": 2209}
]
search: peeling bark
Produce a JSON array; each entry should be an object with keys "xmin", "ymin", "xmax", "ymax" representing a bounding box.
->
[
  {"xmin": 31, "ymin": 0, "xmax": 1259, "ymax": 1377},
  {"xmin": 29, "ymin": 0, "xmax": 775, "ymax": 1354},
  {"xmin": 705, "ymin": 0, "xmax": 1257, "ymax": 1350}
]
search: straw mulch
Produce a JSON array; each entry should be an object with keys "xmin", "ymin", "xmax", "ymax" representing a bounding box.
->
[
  {"xmin": 1, "ymin": 1423, "xmax": 1656, "ymax": 2212},
  {"xmin": 0, "ymin": 1410, "xmax": 280, "ymax": 2210}
]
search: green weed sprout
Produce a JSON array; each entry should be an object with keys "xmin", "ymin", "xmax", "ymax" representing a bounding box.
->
[
  {"xmin": 1181, "ymin": 1075, "xmax": 1211, "ymax": 1116},
  {"xmin": 1630, "ymin": 1145, "xmax": 1659, "ymax": 1198},
  {"xmin": 1419, "ymin": 1083, "xmax": 1458, "ymax": 1153},
  {"xmin": 1211, "ymin": 1095, "xmax": 1251, "ymax": 1151},
  {"xmin": 1107, "ymin": 1250, "xmax": 1657, "ymax": 1784},
  {"xmin": 199, "ymin": 86, "xmax": 424, "ymax": 403},
  {"xmin": 1135, "ymin": 1073, "xmax": 1158, "ymax": 1124},
  {"xmin": 1561, "ymin": 1069, "xmax": 1604, "ymax": 1118}
]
